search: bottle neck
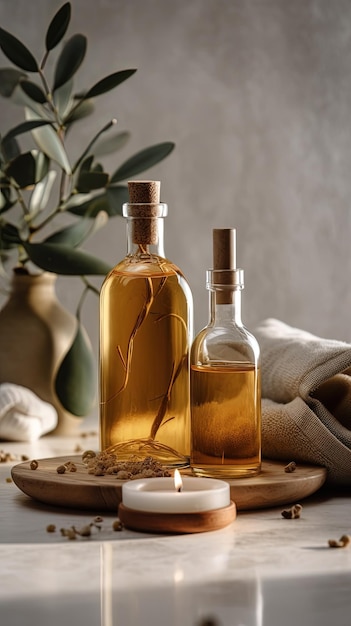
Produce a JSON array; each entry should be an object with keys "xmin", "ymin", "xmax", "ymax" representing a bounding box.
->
[
  {"xmin": 209, "ymin": 288, "xmax": 243, "ymax": 326},
  {"xmin": 206, "ymin": 269, "xmax": 244, "ymax": 327},
  {"xmin": 123, "ymin": 202, "xmax": 168, "ymax": 259},
  {"xmin": 125, "ymin": 216, "xmax": 166, "ymax": 258}
]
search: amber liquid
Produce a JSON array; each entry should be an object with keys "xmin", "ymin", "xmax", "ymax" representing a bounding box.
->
[
  {"xmin": 100, "ymin": 256, "xmax": 192, "ymax": 467},
  {"xmin": 190, "ymin": 363, "xmax": 261, "ymax": 477}
]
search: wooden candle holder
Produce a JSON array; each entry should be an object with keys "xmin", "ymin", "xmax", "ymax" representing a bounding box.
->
[{"xmin": 118, "ymin": 501, "xmax": 236, "ymax": 534}]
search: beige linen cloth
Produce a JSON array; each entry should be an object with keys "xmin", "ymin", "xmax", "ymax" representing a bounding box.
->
[{"xmin": 254, "ymin": 318, "xmax": 351, "ymax": 485}]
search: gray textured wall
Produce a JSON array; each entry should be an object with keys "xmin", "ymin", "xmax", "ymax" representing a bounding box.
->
[{"xmin": 1, "ymin": 0, "xmax": 351, "ymax": 355}]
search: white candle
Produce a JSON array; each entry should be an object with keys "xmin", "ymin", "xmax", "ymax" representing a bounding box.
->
[{"xmin": 121, "ymin": 471, "xmax": 230, "ymax": 514}]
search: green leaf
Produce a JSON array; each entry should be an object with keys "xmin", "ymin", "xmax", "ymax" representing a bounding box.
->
[
  {"xmin": 3, "ymin": 119, "xmax": 52, "ymax": 142},
  {"xmin": 65, "ymin": 185, "xmax": 128, "ymax": 217},
  {"xmin": 0, "ymin": 28, "xmax": 38, "ymax": 72},
  {"xmin": 44, "ymin": 211, "xmax": 108, "ymax": 247},
  {"xmin": 53, "ymin": 34, "xmax": 87, "ymax": 91},
  {"xmin": 92, "ymin": 162, "xmax": 103, "ymax": 173},
  {"xmin": 23, "ymin": 241, "xmax": 112, "ymax": 275},
  {"xmin": 1, "ymin": 135, "xmax": 21, "ymax": 162},
  {"xmin": 110, "ymin": 142, "xmax": 175, "ymax": 183},
  {"xmin": 65, "ymin": 192, "xmax": 108, "ymax": 217},
  {"xmin": 25, "ymin": 108, "xmax": 71, "ymax": 174},
  {"xmin": 76, "ymin": 170, "xmax": 109, "ymax": 193},
  {"xmin": 79, "ymin": 155, "xmax": 94, "ymax": 173},
  {"xmin": 5, "ymin": 152, "xmax": 35, "ymax": 188},
  {"xmin": 9, "ymin": 82, "xmax": 46, "ymax": 116},
  {"xmin": 53, "ymin": 78, "xmax": 73, "ymax": 119},
  {"xmin": 64, "ymin": 98, "xmax": 95, "ymax": 124},
  {"xmin": 6, "ymin": 149, "xmax": 49, "ymax": 188},
  {"xmin": 55, "ymin": 321, "xmax": 96, "ymax": 416},
  {"xmin": 106, "ymin": 185, "xmax": 129, "ymax": 216},
  {"xmin": 0, "ymin": 187, "xmax": 16, "ymax": 214},
  {"xmin": 34, "ymin": 150, "xmax": 50, "ymax": 182},
  {"xmin": 92, "ymin": 130, "xmax": 130, "ymax": 158},
  {"xmin": 72, "ymin": 118, "xmax": 117, "ymax": 174},
  {"xmin": 0, "ymin": 67, "xmax": 26, "ymax": 97},
  {"xmin": 19, "ymin": 80, "xmax": 46, "ymax": 103},
  {"xmin": 44, "ymin": 220, "xmax": 90, "ymax": 246},
  {"xmin": 45, "ymin": 2, "xmax": 71, "ymax": 52},
  {"xmin": 82, "ymin": 69, "xmax": 137, "ymax": 99},
  {"xmin": 29, "ymin": 170, "xmax": 56, "ymax": 215},
  {"xmin": 0, "ymin": 222, "xmax": 21, "ymax": 244}
]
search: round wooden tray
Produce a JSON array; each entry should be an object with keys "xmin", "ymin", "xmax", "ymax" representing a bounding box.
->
[{"xmin": 11, "ymin": 455, "xmax": 327, "ymax": 512}]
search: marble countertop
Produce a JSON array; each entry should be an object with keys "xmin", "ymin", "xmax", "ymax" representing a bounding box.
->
[{"xmin": 1, "ymin": 431, "xmax": 350, "ymax": 626}]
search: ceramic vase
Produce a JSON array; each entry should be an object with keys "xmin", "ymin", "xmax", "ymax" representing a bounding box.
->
[{"xmin": 0, "ymin": 270, "xmax": 89, "ymax": 435}]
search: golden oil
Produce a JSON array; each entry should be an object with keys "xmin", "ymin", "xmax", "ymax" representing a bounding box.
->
[
  {"xmin": 99, "ymin": 181, "xmax": 193, "ymax": 467},
  {"xmin": 191, "ymin": 363, "xmax": 261, "ymax": 477}
]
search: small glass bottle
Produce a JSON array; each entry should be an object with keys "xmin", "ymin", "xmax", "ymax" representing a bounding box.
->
[
  {"xmin": 100, "ymin": 180, "xmax": 193, "ymax": 467},
  {"xmin": 190, "ymin": 228, "xmax": 261, "ymax": 478}
]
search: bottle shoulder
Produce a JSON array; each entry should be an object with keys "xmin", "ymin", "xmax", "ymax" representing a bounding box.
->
[
  {"xmin": 101, "ymin": 255, "xmax": 193, "ymax": 311},
  {"xmin": 191, "ymin": 323, "xmax": 260, "ymax": 365},
  {"xmin": 108, "ymin": 254, "xmax": 185, "ymax": 278}
]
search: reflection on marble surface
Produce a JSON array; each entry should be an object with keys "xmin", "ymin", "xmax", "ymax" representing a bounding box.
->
[
  {"xmin": 1, "ymin": 435, "xmax": 351, "ymax": 625},
  {"xmin": 1, "ymin": 543, "xmax": 351, "ymax": 626}
]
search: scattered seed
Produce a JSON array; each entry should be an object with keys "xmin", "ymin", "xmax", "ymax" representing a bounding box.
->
[
  {"xmin": 112, "ymin": 519, "xmax": 123, "ymax": 531},
  {"xmin": 56, "ymin": 465, "xmax": 66, "ymax": 474},
  {"xmin": 63, "ymin": 461, "xmax": 77, "ymax": 472},
  {"xmin": 328, "ymin": 534, "xmax": 351, "ymax": 548},
  {"xmin": 30, "ymin": 460, "xmax": 39, "ymax": 470},
  {"xmin": 75, "ymin": 525, "xmax": 92, "ymax": 537},
  {"xmin": 82, "ymin": 450, "xmax": 97, "ymax": 463},
  {"xmin": 66, "ymin": 529, "xmax": 77, "ymax": 540},
  {"xmin": 284, "ymin": 461, "xmax": 297, "ymax": 473},
  {"xmin": 281, "ymin": 504, "xmax": 302, "ymax": 519},
  {"xmin": 0, "ymin": 450, "xmax": 17, "ymax": 463},
  {"xmin": 46, "ymin": 524, "xmax": 56, "ymax": 533},
  {"xmin": 6, "ymin": 477, "xmax": 12, "ymax": 483}
]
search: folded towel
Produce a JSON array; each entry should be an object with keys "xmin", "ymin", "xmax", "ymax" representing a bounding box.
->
[
  {"xmin": 254, "ymin": 318, "xmax": 351, "ymax": 485},
  {"xmin": 0, "ymin": 383, "xmax": 57, "ymax": 442}
]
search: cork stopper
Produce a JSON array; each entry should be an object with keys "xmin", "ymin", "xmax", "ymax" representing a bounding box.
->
[
  {"xmin": 128, "ymin": 180, "xmax": 160, "ymax": 205},
  {"xmin": 127, "ymin": 180, "xmax": 162, "ymax": 245}
]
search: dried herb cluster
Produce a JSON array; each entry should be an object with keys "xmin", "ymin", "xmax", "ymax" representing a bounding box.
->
[{"xmin": 82, "ymin": 449, "xmax": 171, "ymax": 479}]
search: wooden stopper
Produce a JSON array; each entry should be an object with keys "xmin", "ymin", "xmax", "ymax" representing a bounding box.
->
[
  {"xmin": 212, "ymin": 228, "xmax": 236, "ymax": 304},
  {"xmin": 127, "ymin": 180, "xmax": 161, "ymax": 245},
  {"xmin": 213, "ymin": 228, "xmax": 236, "ymax": 270}
]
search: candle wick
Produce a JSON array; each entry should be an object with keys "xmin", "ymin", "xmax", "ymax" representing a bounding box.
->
[{"xmin": 177, "ymin": 486, "xmax": 182, "ymax": 493}]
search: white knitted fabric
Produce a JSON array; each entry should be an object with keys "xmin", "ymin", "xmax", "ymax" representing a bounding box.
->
[
  {"xmin": 254, "ymin": 318, "xmax": 351, "ymax": 485},
  {"xmin": 0, "ymin": 383, "xmax": 57, "ymax": 442}
]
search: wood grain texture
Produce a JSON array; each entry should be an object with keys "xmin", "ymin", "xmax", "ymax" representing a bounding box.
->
[
  {"xmin": 118, "ymin": 501, "xmax": 236, "ymax": 533},
  {"xmin": 11, "ymin": 456, "xmax": 327, "ymax": 513}
]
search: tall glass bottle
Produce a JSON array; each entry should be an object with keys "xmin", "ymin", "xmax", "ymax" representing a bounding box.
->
[
  {"xmin": 100, "ymin": 180, "xmax": 193, "ymax": 467},
  {"xmin": 190, "ymin": 228, "xmax": 261, "ymax": 478}
]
